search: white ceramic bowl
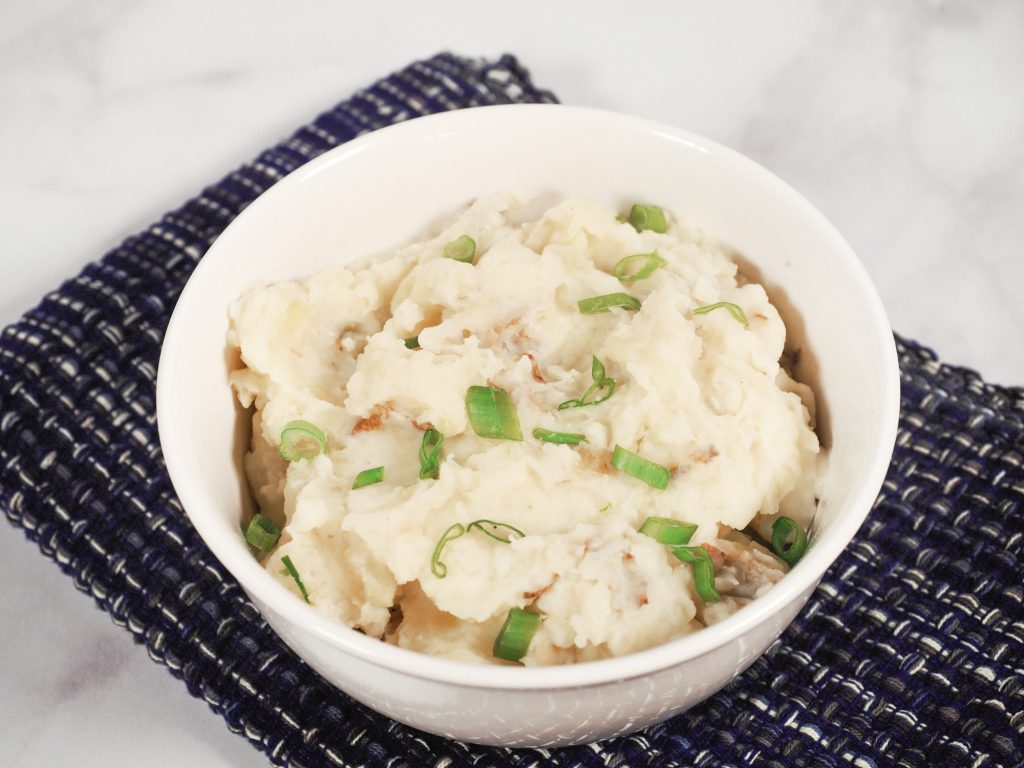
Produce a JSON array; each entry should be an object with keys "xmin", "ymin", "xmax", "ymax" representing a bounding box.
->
[{"xmin": 157, "ymin": 105, "xmax": 900, "ymax": 747}]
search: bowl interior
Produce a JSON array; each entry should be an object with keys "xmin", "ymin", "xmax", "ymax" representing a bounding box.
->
[{"xmin": 157, "ymin": 105, "xmax": 899, "ymax": 688}]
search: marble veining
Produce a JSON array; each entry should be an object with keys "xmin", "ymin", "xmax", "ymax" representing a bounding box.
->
[{"xmin": 1, "ymin": 1, "xmax": 1021, "ymax": 766}]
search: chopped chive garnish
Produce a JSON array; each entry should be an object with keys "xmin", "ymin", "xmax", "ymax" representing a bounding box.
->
[
  {"xmin": 493, "ymin": 608, "xmax": 542, "ymax": 662},
  {"xmin": 430, "ymin": 519, "xmax": 525, "ymax": 578},
  {"xmin": 558, "ymin": 355, "xmax": 616, "ymax": 410},
  {"xmin": 243, "ymin": 513, "xmax": 280, "ymax": 554},
  {"xmin": 578, "ymin": 292, "xmax": 642, "ymax": 314},
  {"xmin": 280, "ymin": 555, "xmax": 310, "ymax": 603},
  {"xmin": 611, "ymin": 445, "xmax": 671, "ymax": 490},
  {"xmin": 419, "ymin": 428, "xmax": 444, "ymax": 480},
  {"xmin": 404, "ymin": 336, "xmax": 420, "ymax": 349},
  {"xmin": 615, "ymin": 214, "xmax": 628, "ymax": 223},
  {"xmin": 612, "ymin": 252, "xmax": 667, "ymax": 282},
  {"xmin": 466, "ymin": 386, "xmax": 523, "ymax": 441},
  {"xmin": 639, "ymin": 516, "xmax": 697, "ymax": 546},
  {"xmin": 693, "ymin": 301, "xmax": 749, "ymax": 327},
  {"xmin": 431, "ymin": 522, "xmax": 465, "ymax": 578},
  {"xmin": 771, "ymin": 516, "xmax": 808, "ymax": 566},
  {"xmin": 278, "ymin": 420, "xmax": 327, "ymax": 462},
  {"xmin": 673, "ymin": 546, "xmax": 722, "ymax": 602},
  {"xmin": 443, "ymin": 234, "xmax": 476, "ymax": 263},
  {"xmin": 467, "ymin": 519, "xmax": 525, "ymax": 543},
  {"xmin": 629, "ymin": 204, "xmax": 668, "ymax": 233},
  {"xmin": 352, "ymin": 466, "xmax": 384, "ymax": 489},
  {"xmin": 532, "ymin": 427, "xmax": 587, "ymax": 445}
]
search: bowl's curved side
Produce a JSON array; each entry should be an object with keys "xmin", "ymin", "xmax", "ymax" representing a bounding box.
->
[
  {"xmin": 157, "ymin": 104, "xmax": 900, "ymax": 698},
  {"xmin": 248, "ymin": 577, "xmax": 820, "ymax": 747}
]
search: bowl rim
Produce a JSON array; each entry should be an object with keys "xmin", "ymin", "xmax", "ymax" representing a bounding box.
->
[{"xmin": 157, "ymin": 103, "xmax": 901, "ymax": 690}]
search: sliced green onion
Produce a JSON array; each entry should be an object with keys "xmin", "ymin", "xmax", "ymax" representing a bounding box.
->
[
  {"xmin": 558, "ymin": 355, "xmax": 616, "ymax": 410},
  {"xmin": 243, "ymin": 513, "xmax": 280, "ymax": 554},
  {"xmin": 629, "ymin": 204, "xmax": 668, "ymax": 233},
  {"xmin": 532, "ymin": 427, "xmax": 587, "ymax": 445},
  {"xmin": 443, "ymin": 234, "xmax": 476, "ymax": 263},
  {"xmin": 557, "ymin": 379, "xmax": 615, "ymax": 410},
  {"xmin": 673, "ymin": 546, "xmax": 722, "ymax": 602},
  {"xmin": 639, "ymin": 516, "xmax": 697, "ymax": 546},
  {"xmin": 560, "ymin": 387, "xmax": 612, "ymax": 410},
  {"xmin": 493, "ymin": 608, "xmax": 542, "ymax": 662},
  {"xmin": 615, "ymin": 214, "xmax": 628, "ymax": 223},
  {"xmin": 693, "ymin": 301, "xmax": 749, "ymax": 327},
  {"xmin": 404, "ymin": 336, "xmax": 420, "ymax": 349},
  {"xmin": 278, "ymin": 420, "xmax": 328, "ymax": 462},
  {"xmin": 611, "ymin": 445, "xmax": 671, "ymax": 490},
  {"xmin": 430, "ymin": 519, "xmax": 524, "ymax": 579},
  {"xmin": 280, "ymin": 554, "xmax": 310, "ymax": 603},
  {"xmin": 467, "ymin": 519, "xmax": 525, "ymax": 543},
  {"xmin": 466, "ymin": 386, "xmax": 523, "ymax": 441},
  {"xmin": 578, "ymin": 292, "xmax": 642, "ymax": 314},
  {"xmin": 771, "ymin": 516, "xmax": 808, "ymax": 566},
  {"xmin": 352, "ymin": 466, "xmax": 384, "ymax": 489},
  {"xmin": 431, "ymin": 522, "xmax": 466, "ymax": 578},
  {"xmin": 612, "ymin": 252, "xmax": 667, "ymax": 282},
  {"xmin": 419, "ymin": 427, "xmax": 444, "ymax": 480}
]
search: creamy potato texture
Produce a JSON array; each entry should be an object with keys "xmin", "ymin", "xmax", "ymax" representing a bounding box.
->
[{"xmin": 228, "ymin": 196, "xmax": 821, "ymax": 665}]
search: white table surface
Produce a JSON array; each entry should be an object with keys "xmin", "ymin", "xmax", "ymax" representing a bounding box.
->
[{"xmin": 2, "ymin": 2, "xmax": 1022, "ymax": 766}]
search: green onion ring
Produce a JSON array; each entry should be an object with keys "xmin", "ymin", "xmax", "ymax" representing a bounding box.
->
[
  {"xmin": 693, "ymin": 301, "xmax": 749, "ymax": 327},
  {"xmin": 611, "ymin": 445, "xmax": 671, "ymax": 490},
  {"xmin": 532, "ymin": 427, "xmax": 587, "ymax": 445},
  {"xmin": 771, "ymin": 516, "xmax": 808, "ymax": 566},
  {"xmin": 638, "ymin": 516, "xmax": 697, "ymax": 546},
  {"xmin": 467, "ymin": 519, "xmax": 526, "ymax": 543},
  {"xmin": 280, "ymin": 555, "xmax": 311, "ymax": 603},
  {"xmin": 466, "ymin": 386, "xmax": 523, "ymax": 441},
  {"xmin": 352, "ymin": 466, "xmax": 384, "ymax": 489},
  {"xmin": 578, "ymin": 293, "xmax": 642, "ymax": 314},
  {"xmin": 278, "ymin": 420, "xmax": 328, "ymax": 462},
  {"xmin": 243, "ymin": 513, "xmax": 280, "ymax": 554},
  {"xmin": 431, "ymin": 522, "xmax": 466, "ymax": 578},
  {"xmin": 430, "ymin": 519, "xmax": 525, "ymax": 579},
  {"xmin": 419, "ymin": 428, "xmax": 444, "ymax": 480},
  {"xmin": 557, "ymin": 378, "xmax": 615, "ymax": 410},
  {"xmin": 558, "ymin": 355, "xmax": 616, "ymax": 410},
  {"xmin": 629, "ymin": 204, "xmax": 668, "ymax": 233},
  {"xmin": 492, "ymin": 608, "xmax": 542, "ymax": 662},
  {"xmin": 673, "ymin": 546, "xmax": 723, "ymax": 602},
  {"xmin": 443, "ymin": 234, "xmax": 476, "ymax": 263},
  {"xmin": 612, "ymin": 252, "xmax": 667, "ymax": 282}
]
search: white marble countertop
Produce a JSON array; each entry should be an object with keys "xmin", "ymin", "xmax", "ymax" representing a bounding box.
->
[{"xmin": 2, "ymin": 2, "xmax": 1021, "ymax": 766}]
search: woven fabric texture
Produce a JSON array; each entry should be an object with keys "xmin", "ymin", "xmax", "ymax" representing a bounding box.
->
[{"xmin": 1, "ymin": 53, "xmax": 1022, "ymax": 768}]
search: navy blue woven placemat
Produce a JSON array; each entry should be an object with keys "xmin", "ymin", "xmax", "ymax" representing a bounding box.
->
[{"xmin": 1, "ymin": 53, "xmax": 1022, "ymax": 768}]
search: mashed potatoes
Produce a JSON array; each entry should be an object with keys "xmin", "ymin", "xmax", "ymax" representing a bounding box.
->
[{"xmin": 228, "ymin": 196, "xmax": 821, "ymax": 665}]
